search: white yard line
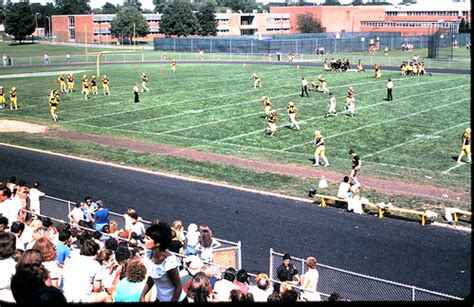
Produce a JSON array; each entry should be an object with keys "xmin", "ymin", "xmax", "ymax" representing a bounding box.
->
[
  {"xmin": 281, "ymin": 85, "xmax": 469, "ymax": 151},
  {"xmin": 441, "ymin": 163, "xmax": 468, "ymax": 174},
  {"xmin": 363, "ymin": 122, "xmax": 470, "ymax": 158}
]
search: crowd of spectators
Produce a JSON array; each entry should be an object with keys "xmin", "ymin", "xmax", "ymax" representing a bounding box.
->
[{"xmin": 1, "ymin": 175, "xmax": 339, "ymax": 303}]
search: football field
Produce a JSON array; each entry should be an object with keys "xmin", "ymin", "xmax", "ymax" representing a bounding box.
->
[{"xmin": 0, "ymin": 62, "xmax": 470, "ymax": 194}]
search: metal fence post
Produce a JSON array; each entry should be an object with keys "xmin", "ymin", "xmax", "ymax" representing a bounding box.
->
[
  {"xmin": 412, "ymin": 287, "xmax": 415, "ymax": 301},
  {"xmin": 67, "ymin": 201, "xmax": 71, "ymax": 215},
  {"xmin": 238, "ymin": 241, "xmax": 242, "ymax": 270},
  {"xmin": 269, "ymin": 248, "xmax": 274, "ymax": 280}
]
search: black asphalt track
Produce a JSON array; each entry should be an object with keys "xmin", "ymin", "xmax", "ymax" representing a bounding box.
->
[{"xmin": 0, "ymin": 144, "xmax": 470, "ymax": 299}]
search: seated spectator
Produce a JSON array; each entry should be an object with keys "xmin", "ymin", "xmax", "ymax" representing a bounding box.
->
[
  {"xmin": 249, "ymin": 273, "xmax": 272, "ymax": 302},
  {"xmin": 0, "ymin": 216, "xmax": 8, "ymax": 232},
  {"xmin": 41, "ymin": 217, "xmax": 59, "ymax": 243},
  {"xmin": 123, "ymin": 208, "xmax": 139, "ymax": 236},
  {"xmin": 33, "ymin": 237, "xmax": 63, "ymax": 289},
  {"xmin": 0, "ymin": 232, "xmax": 16, "ymax": 303},
  {"xmin": 185, "ymin": 223, "xmax": 199, "ymax": 256},
  {"xmin": 186, "ymin": 272, "xmax": 213, "ymax": 302},
  {"xmin": 10, "ymin": 221, "xmax": 26, "ymax": 250},
  {"xmin": 328, "ymin": 292, "xmax": 347, "ymax": 301},
  {"xmin": 197, "ymin": 225, "xmax": 221, "ymax": 263},
  {"xmin": 281, "ymin": 288, "xmax": 299, "ymax": 302},
  {"xmin": 230, "ymin": 288, "xmax": 254, "ymax": 302},
  {"xmin": 96, "ymin": 249, "xmax": 119, "ymax": 296},
  {"xmin": 31, "ymin": 285, "xmax": 67, "ymax": 304},
  {"xmin": 12, "ymin": 249, "xmax": 24, "ymax": 262},
  {"xmin": 114, "ymin": 257, "xmax": 147, "ymax": 302},
  {"xmin": 62, "ymin": 239, "xmax": 111, "ymax": 302},
  {"xmin": 55, "ymin": 228, "xmax": 72, "ymax": 265},
  {"xmin": 11, "ymin": 263, "xmax": 50, "ymax": 304},
  {"xmin": 181, "ymin": 255, "xmax": 204, "ymax": 291},
  {"xmin": 267, "ymin": 291, "xmax": 283, "ymax": 302},
  {"xmin": 140, "ymin": 222, "xmax": 187, "ymax": 302},
  {"xmin": 337, "ymin": 176, "xmax": 353, "ymax": 199},
  {"xmin": 234, "ymin": 269, "xmax": 250, "ymax": 294},
  {"xmin": 213, "ymin": 267, "xmax": 238, "ymax": 302}
]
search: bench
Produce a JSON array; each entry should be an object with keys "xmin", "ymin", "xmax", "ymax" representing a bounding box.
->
[
  {"xmin": 452, "ymin": 209, "xmax": 472, "ymax": 223},
  {"xmin": 378, "ymin": 206, "xmax": 427, "ymax": 225},
  {"xmin": 312, "ymin": 194, "xmax": 349, "ymax": 208}
]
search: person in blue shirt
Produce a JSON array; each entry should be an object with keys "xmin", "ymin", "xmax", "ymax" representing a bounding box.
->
[
  {"xmin": 55, "ymin": 228, "xmax": 71, "ymax": 265},
  {"xmin": 89, "ymin": 200, "xmax": 110, "ymax": 232}
]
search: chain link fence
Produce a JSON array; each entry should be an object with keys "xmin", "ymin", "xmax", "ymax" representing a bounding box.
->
[
  {"xmin": 41, "ymin": 195, "xmax": 241, "ymax": 270},
  {"xmin": 269, "ymin": 249, "xmax": 462, "ymax": 301}
]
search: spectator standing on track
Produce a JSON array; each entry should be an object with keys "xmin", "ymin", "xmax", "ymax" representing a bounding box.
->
[
  {"xmin": 68, "ymin": 201, "xmax": 85, "ymax": 225},
  {"xmin": 44, "ymin": 53, "xmax": 50, "ymax": 65},
  {"xmin": 386, "ymin": 79, "xmax": 394, "ymax": 101},
  {"xmin": 300, "ymin": 76, "xmax": 309, "ymax": 97},
  {"xmin": 28, "ymin": 182, "xmax": 45, "ymax": 215},
  {"xmin": 66, "ymin": 53, "xmax": 71, "ymax": 64},
  {"xmin": 89, "ymin": 200, "xmax": 109, "ymax": 232},
  {"xmin": 349, "ymin": 149, "xmax": 362, "ymax": 191},
  {"xmin": 275, "ymin": 253, "xmax": 300, "ymax": 293},
  {"xmin": 301, "ymin": 256, "xmax": 321, "ymax": 301}
]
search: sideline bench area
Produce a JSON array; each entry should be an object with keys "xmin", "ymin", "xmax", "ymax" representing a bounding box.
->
[
  {"xmin": 310, "ymin": 193, "xmax": 430, "ymax": 226},
  {"xmin": 378, "ymin": 206, "xmax": 427, "ymax": 226},
  {"xmin": 451, "ymin": 208, "xmax": 472, "ymax": 224}
]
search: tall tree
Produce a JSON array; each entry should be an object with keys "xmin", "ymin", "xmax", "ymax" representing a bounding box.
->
[
  {"xmin": 196, "ymin": 2, "xmax": 217, "ymax": 36},
  {"xmin": 110, "ymin": 6, "xmax": 149, "ymax": 43},
  {"xmin": 217, "ymin": 0, "xmax": 257, "ymax": 13},
  {"xmin": 296, "ymin": 13, "xmax": 322, "ymax": 33},
  {"xmin": 351, "ymin": 0, "xmax": 363, "ymax": 5},
  {"xmin": 30, "ymin": 3, "xmax": 55, "ymax": 35},
  {"xmin": 322, "ymin": 0, "xmax": 341, "ymax": 5},
  {"xmin": 54, "ymin": 0, "xmax": 91, "ymax": 15},
  {"xmin": 153, "ymin": 0, "xmax": 172, "ymax": 13},
  {"xmin": 159, "ymin": 1, "xmax": 196, "ymax": 37},
  {"xmin": 101, "ymin": 2, "xmax": 118, "ymax": 14},
  {"xmin": 4, "ymin": 2, "xmax": 35, "ymax": 43}
]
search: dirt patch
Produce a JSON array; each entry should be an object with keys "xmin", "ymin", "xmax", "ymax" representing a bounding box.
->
[
  {"xmin": 0, "ymin": 120, "xmax": 48, "ymax": 134},
  {"xmin": 49, "ymin": 130, "xmax": 471, "ymax": 204}
]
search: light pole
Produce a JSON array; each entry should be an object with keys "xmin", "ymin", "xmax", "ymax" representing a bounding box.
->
[
  {"xmin": 34, "ymin": 13, "xmax": 39, "ymax": 43},
  {"xmin": 45, "ymin": 16, "xmax": 51, "ymax": 40}
]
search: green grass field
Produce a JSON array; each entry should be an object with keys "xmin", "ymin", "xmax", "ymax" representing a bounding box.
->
[{"xmin": 0, "ymin": 59, "xmax": 470, "ymax": 196}]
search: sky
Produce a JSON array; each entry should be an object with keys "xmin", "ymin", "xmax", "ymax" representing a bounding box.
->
[{"xmin": 25, "ymin": 0, "xmax": 462, "ymax": 12}]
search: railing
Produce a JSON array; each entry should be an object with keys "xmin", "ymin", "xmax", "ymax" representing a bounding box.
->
[
  {"xmin": 269, "ymin": 249, "xmax": 462, "ymax": 301},
  {"xmin": 41, "ymin": 195, "xmax": 242, "ymax": 270}
]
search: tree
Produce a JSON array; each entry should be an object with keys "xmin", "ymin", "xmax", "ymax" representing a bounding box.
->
[
  {"xmin": 196, "ymin": 2, "xmax": 217, "ymax": 36},
  {"xmin": 110, "ymin": 6, "xmax": 149, "ymax": 43},
  {"xmin": 54, "ymin": 0, "xmax": 91, "ymax": 15},
  {"xmin": 351, "ymin": 0, "xmax": 363, "ymax": 5},
  {"xmin": 217, "ymin": 0, "xmax": 257, "ymax": 13},
  {"xmin": 458, "ymin": 18, "xmax": 470, "ymax": 33},
  {"xmin": 159, "ymin": 1, "xmax": 196, "ymax": 37},
  {"xmin": 296, "ymin": 13, "xmax": 322, "ymax": 33},
  {"xmin": 101, "ymin": 2, "xmax": 118, "ymax": 14},
  {"xmin": 30, "ymin": 3, "xmax": 56, "ymax": 36},
  {"xmin": 322, "ymin": 0, "xmax": 341, "ymax": 5},
  {"xmin": 4, "ymin": 2, "xmax": 36, "ymax": 43},
  {"xmin": 153, "ymin": 0, "xmax": 172, "ymax": 13}
]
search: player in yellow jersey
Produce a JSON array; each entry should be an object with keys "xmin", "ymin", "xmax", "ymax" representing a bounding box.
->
[
  {"xmin": 261, "ymin": 96, "xmax": 272, "ymax": 117},
  {"xmin": 374, "ymin": 63, "xmax": 382, "ymax": 78},
  {"xmin": 313, "ymin": 130, "xmax": 329, "ymax": 167},
  {"xmin": 49, "ymin": 90, "xmax": 59, "ymax": 122},
  {"xmin": 457, "ymin": 128, "xmax": 471, "ymax": 163},
  {"xmin": 9, "ymin": 87, "xmax": 18, "ymax": 110},
  {"xmin": 141, "ymin": 73, "xmax": 150, "ymax": 92},
  {"xmin": 58, "ymin": 74, "xmax": 67, "ymax": 93},
  {"xmin": 81, "ymin": 75, "xmax": 87, "ymax": 95},
  {"xmin": 346, "ymin": 86, "xmax": 355, "ymax": 117},
  {"xmin": 318, "ymin": 75, "xmax": 329, "ymax": 94},
  {"xmin": 67, "ymin": 74, "xmax": 75, "ymax": 93},
  {"xmin": 0, "ymin": 86, "xmax": 5, "ymax": 109},
  {"xmin": 286, "ymin": 101, "xmax": 300, "ymax": 130},
  {"xmin": 171, "ymin": 59, "xmax": 177, "ymax": 73},
  {"xmin": 102, "ymin": 75, "xmax": 110, "ymax": 96},
  {"xmin": 82, "ymin": 76, "xmax": 90, "ymax": 100},
  {"xmin": 90, "ymin": 75, "xmax": 98, "ymax": 95},
  {"xmin": 252, "ymin": 73, "xmax": 262, "ymax": 88},
  {"xmin": 266, "ymin": 109, "xmax": 277, "ymax": 136}
]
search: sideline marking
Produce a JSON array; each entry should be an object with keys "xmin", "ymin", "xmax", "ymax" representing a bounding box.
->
[
  {"xmin": 0, "ymin": 70, "xmax": 88, "ymax": 79},
  {"xmin": 441, "ymin": 163, "xmax": 467, "ymax": 174}
]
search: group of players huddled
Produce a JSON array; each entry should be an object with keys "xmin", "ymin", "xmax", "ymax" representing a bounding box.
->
[{"xmin": 0, "ymin": 86, "xmax": 17, "ymax": 110}]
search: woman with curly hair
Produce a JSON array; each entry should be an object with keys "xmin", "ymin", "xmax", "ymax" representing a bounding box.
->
[
  {"xmin": 186, "ymin": 272, "xmax": 213, "ymax": 302},
  {"xmin": 114, "ymin": 257, "xmax": 147, "ymax": 302}
]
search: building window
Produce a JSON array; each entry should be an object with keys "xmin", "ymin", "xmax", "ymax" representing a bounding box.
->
[{"xmin": 68, "ymin": 16, "xmax": 75, "ymax": 39}]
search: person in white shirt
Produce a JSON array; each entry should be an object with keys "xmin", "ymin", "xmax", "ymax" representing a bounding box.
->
[
  {"xmin": 0, "ymin": 232, "xmax": 17, "ymax": 303},
  {"xmin": 336, "ymin": 176, "xmax": 353, "ymax": 199},
  {"xmin": 1, "ymin": 189, "xmax": 21, "ymax": 227},
  {"xmin": 213, "ymin": 267, "xmax": 239, "ymax": 302},
  {"xmin": 28, "ymin": 182, "xmax": 45, "ymax": 215},
  {"xmin": 128, "ymin": 213, "xmax": 146, "ymax": 239},
  {"xmin": 68, "ymin": 202, "xmax": 85, "ymax": 225},
  {"xmin": 301, "ymin": 257, "xmax": 321, "ymax": 301},
  {"xmin": 248, "ymin": 273, "xmax": 272, "ymax": 302}
]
